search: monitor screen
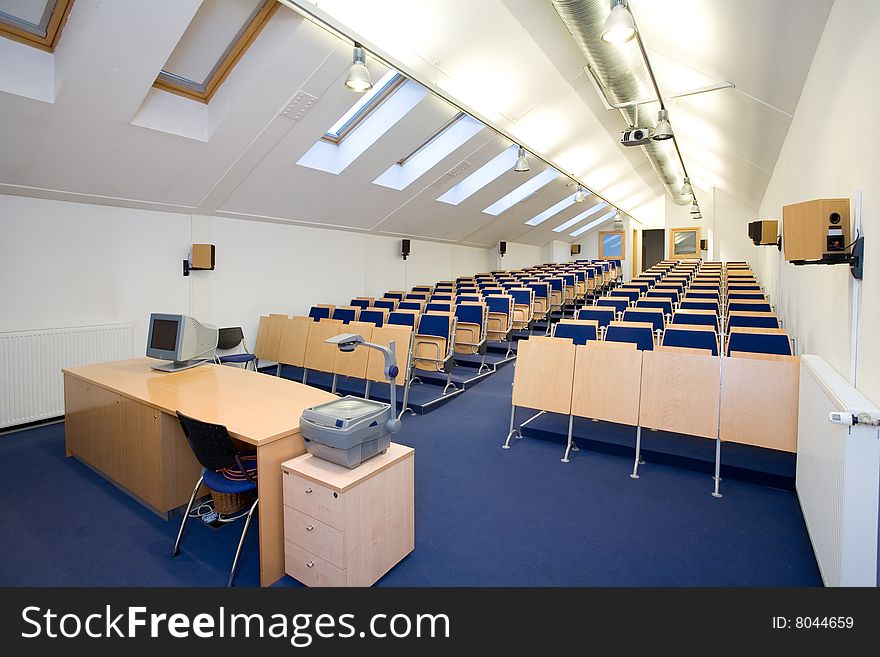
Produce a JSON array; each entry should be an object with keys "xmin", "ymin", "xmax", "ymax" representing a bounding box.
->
[{"xmin": 149, "ymin": 319, "xmax": 179, "ymax": 352}]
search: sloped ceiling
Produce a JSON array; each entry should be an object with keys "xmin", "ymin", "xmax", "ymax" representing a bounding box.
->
[{"xmin": 0, "ymin": 0, "xmax": 832, "ymax": 245}]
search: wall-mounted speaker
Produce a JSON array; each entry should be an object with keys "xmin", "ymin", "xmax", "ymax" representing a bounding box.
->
[
  {"xmin": 401, "ymin": 238, "xmax": 411, "ymax": 261},
  {"xmin": 499, "ymin": 241, "xmax": 507, "ymax": 257},
  {"xmin": 700, "ymin": 239, "xmax": 707, "ymax": 251},
  {"xmin": 570, "ymin": 243, "xmax": 582, "ymax": 256}
]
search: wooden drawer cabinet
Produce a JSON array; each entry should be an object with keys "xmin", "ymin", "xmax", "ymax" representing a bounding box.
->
[{"xmin": 282, "ymin": 443, "xmax": 414, "ymax": 587}]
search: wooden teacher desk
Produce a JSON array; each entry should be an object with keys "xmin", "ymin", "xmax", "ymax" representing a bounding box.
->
[{"xmin": 62, "ymin": 357, "xmax": 335, "ymax": 587}]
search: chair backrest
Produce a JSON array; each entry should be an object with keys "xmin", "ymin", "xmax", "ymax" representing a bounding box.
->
[
  {"xmin": 417, "ymin": 313, "xmax": 452, "ymax": 340},
  {"xmin": 308, "ymin": 306, "xmax": 331, "ymax": 322},
  {"xmin": 359, "ymin": 309, "xmax": 387, "ymax": 327},
  {"xmin": 373, "ymin": 299, "xmax": 397, "ymax": 311},
  {"xmin": 176, "ymin": 412, "xmax": 240, "ymax": 473},
  {"xmin": 456, "ymin": 294, "xmax": 482, "ymax": 304},
  {"xmin": 387, "ymin": 310, "xmax": 419, "ymax": 329},
  {"xmin": 685, "ymin": 291, "xmax": 719, "ymax": 299},
  {"xmin": 610, "ymin": 289, "xmax": 639, "ymax": 302},
  {"xmin": 405, "ymin": 293, "xmax": 428, "ymax": 301},
  {"xmin": 577, "ymin": 307, "xmax": 615, "ymax": 328},
  {"xmin": 331, "ymin": 307, "xmax": 359, "ymax": 324},
  {"xmin": 727, "ymin": 328, "xmax": 792, "ymax": 356},
  {"xmin": 596, "ymin": 297, "xmax": 628, "ymax": 314},
  {"xmin": 510, "ymin": 288, "xmax": 533, "ymax": 306},
  {"xmin": 727, "ymin": 301, "xmax": 772, "ymax": 313},
  {"xmin": 349, "ymin": 298, "xmax": 372, "ymax": 309},
  {"xmin": 672, "ymin": 310, "xmax": 719, "ymax": 331},
  {"xmin": 605, "ymin": 321, "xmax": 654, "ymax": 351},
  {"xmin": 455, "ymin": 302, "xmax": 486, "ymax": 326},
  {"xmin": 727, "ymin": 284, "xmax": 762, "ymax": 291},
  {"xmin": 662, "ymin": 326, "xmax": 718, "ymax": 356},
  {"xmin": 725, "ymin": 311, "xmax": 779, "ymax": 333},
  {"xmin": 528, "ymin": 282, "xmax": 550, "ymax": 299},
  {"xmin": 431, "ymin": 294, "xmax": 453, "ymax": 301},
  {"xmin": 216, "ymin": 327, "xmax": 245, "ymax": 350},
  {"xmin": 646, "ymin": 290, "xmax": 678, "ymax": 303},
  {"xmin": 411, "ymin": 286, "xmax": 432, "ymax": 294},
  {"xmin": 622, "ymin": 308, "xmax": 664, "ymax": 332},
  {"xmin": 384, "ymin": 291, "xmax": 405, "ymax": 301},
  {"xmin": 727, "ymin": 292, "xmax": 767, "ymax": 300},
  {"xmin": 397, "ymin": 301, "xmax": 424, "ymax": 312},
  {"xmin": 635, "ymin": 298, "xmax": 673, "ymax": 316},
  {"xmin": 426, "ymin": 301, "xmax": 453, "ymax": 313},
  {"xmin": 679, "ymin": 300, "xmax": 719, "ymax": 314},
  {"xmin": 553, "ymin": 320, "xmax": 599, "ymax": 345}
]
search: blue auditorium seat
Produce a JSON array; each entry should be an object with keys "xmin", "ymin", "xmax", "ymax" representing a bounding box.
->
[
  {"xmin": 577, "ymin": 307, "xmax": 615, "ymax": 329},
  {"xmin": 388, "ymin": 311, "xmax": 417, "ymax": 329},
  {"xmin": 596, "ymin": 297, "xmax": 628, "ymax": 314},
  {"xmin": 349, "ymin": 298, "xmax": 371, "ymax": 309},
  {"xmin": 308, "ymin": 306, "xmax": 331, "ymax": 322},
  {"xmin": 636, "ymin": 298, "xmax": 673, "ymax": 317},
  {"xmin": 359, "ymin": 310, "xmax": 385, "ymax": 327},
  {"xmin": 331, "ymin": 307, "xmax": 357, "ymax": 324},
  {"xmin": 605, "ymin": 323, "xmax": 654, "ymax": 351},
  {"xmin": 553, "ymin": 322, "xmax": 598, "ymax": 345},
  {"xmin": 662, "ymin": 327, "xmax": 718, "ymax": 356},
  {"xmin": 398, "ymin": 301, "xmax": 423, "ymax": 312},
  {"xmin": 426, "ymin": 302, "xmax": 452, "ymax": 313},
  {"xmin": 728, "ymin": 301, "xmax": 772, "ymax": 313},
  {"xmin": 611, "ymin": 289, "xmax": 639, "ymax": 303},
  {"xmin": 622, "ymin": 309, "xmax": 664, "ymax": 333},
  {"xmin": 672, "ymin": 312, "xmax": 719, "ymax": 332},
  {"xmin": 726, "ymin": 314, "xmax": 779, "ymax": 332},
  {"xmin": 373, "ymin": 299, "xmax": 396, "ymax": 312},
  {"xmin": 679, "ymin": 300, "xmax": 719, "ymax": 314},
  {"xmin": 727, "ymin": 331, "xmax": 792, "ymax": 356}
]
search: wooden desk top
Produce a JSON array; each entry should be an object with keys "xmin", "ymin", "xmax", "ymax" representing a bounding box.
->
[
  {"xmin": 63, "ymin": 358, "xmax": 336, "ymax": 446},
  {"xmin": 282, "ymin": 442, "xmax": 414, "ymax": 493}
]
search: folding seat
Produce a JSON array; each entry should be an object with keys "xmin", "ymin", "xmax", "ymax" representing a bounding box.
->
[
  {"xmin": 330, "ymin": 306, "xmax": 359, "ymax": 324},
  {"xmin": 552, "ymin": 319, "xmax": 599, "ymax": 345},
  {"xmin": 413, "ymin": 313, "xmax": 459, "ymax": 393},
  {"xmin": 359, "ymin": 309, "xmax": 388, "ymax": 327},
  {"xmin": 662, "ymin": 325, "xmax": 719, "ymax": 356},
  {"xmin": 726, "ymin": 328, "xmax": 792, "ymax": 356},
  {"xmin": 605, "ymin": 321, "xmax": 655, "ymax": 351},
  {"xmin": 307, "ymin": 305, "xmax": 332, "ymax": 322}
]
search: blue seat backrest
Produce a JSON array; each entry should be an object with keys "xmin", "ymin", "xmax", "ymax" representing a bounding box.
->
[
  {"xmin": 456, "ymin": 294, "xmax": 481, "ymax": 304},
  {"xmin": 686, "ymin": 291, "xmax": 719, "ymax": 299},
  {"xmin": 554, "ymin": 323, "xmax": 597, "ymax": 345},
  {"xmin": 359, "ymin": 310, "xmax": 384, "ymax": 327},
  {"xmin": 350, "ymin": 299, "xmax": 371, "ymax": 309},
  {"xmin": 596, "ymin": 297, "xmax": 628, "ymax": 313},
  {"xmin": 418, "ymin": 313, "xmax": 451, "ymax": 340},
  {"xmin": 549, "ymin": 278, "xmax": 564, "ymax": 291},
  {"xmin": 611, "ymin": 289, "xmax": 639, "ymax": 302},
  {"xmin": 728, "ymin": 285, "xmax": 761, "ymax": 291},
  {"xmin": 455, "ymin": 304, "xmax": 484, "ymax": 326},
  {"xmin": 646, "ymin": 290, "xmax": 678, "ymax": 303},
  {"xmin": 727, "ymin": 332, "xmax": 791, "ymax": 356},
  {"xmin": 373, "ymin": 299, "xmax": 396, "ymax": 311},
  {"xmin": 727, "ymin": 292, "xmax": 766, "ymax": 300},
  {"xmin": 628, "ymin": 282, "xmax": 649, "ymax": 292},
  {"xmin": 482, "ymin": 288, "xmax": 503, "ymax": 296},
  {"xmin": 680, "ymin": 301, "xmax": 719, "ymax": 314},
  {"xmin": 575, "ymin": 271, "xmax": 586, "ymax": 282},
  {"xmin": 308, "ymin": 306, "xmax": 331, "ymax": 322},
  {"xmin": 726, "ymin": 315, "xmax": 779, "ymax": 332},
  {"xmin": 662, "ymin": 328, "xmax": 718, "ymax": 356},
  {"xmin": 622, "ymin": 310, "xmax": 663, "ymax": 332},
  {"xmin": 385, "ymin": 292, "xmax": 404, "ymax": 301},
  {"xmin": 636, "ymin": 299, "xmax": 673, "ymax": 316},
  {"xmin": 398, "ymin": 301, "xmax": 422, "ymax": 311},
  {"xmin": 605, "ymin": 325, "xmax": 654, "ymax": 351},
  {"xmin": 577, "ymin": 307, "xmax": 615, "ymax": 328},
  {"xmin": 728, "ymin": 302, "xmax": 772, "ymax": 313},
  {"xmin": 426, "ymin": 302, "xmax": 452, "ymax": 313},
  {"xmin": 486, "ymin": 296, "xmax": 512, "ymax": 315},
  {"xmin": 388, "ymin": 312, "xmax": 417, "ymax": 329},
  {"xmin": 332, "ymin": 308, "xmax": 356, "ymax": 324},
  {"xmin": 406, "ymin": 293, "xmax": 428, "ymax": 301},
  {"xmin": 510, "ymin": 289, "xmax": 531, "ymax": 305},
  {"xmin": 672, "ymin": 313, "xmax": 718, "ymax": 331},
  {"xmin": 431, "ymin": 294, "xmax": 452, "ymax": 301},
  {"xmin": 562, "ymin": 274, "xmax": 575, "ymax": 287},
  {"xmin": 528, "ymin": 283, "xmax": 550, "ymax": 298},
  {"xmin": 412, "ymin": 287, "xmax": 432, "ymax": 294}
]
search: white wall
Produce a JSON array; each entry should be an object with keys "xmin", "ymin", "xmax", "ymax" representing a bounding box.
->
[
  {"xmin": 713, "ymin": 188, "xmax": 759, "ymax": 264},
  {"xmin": 746, "ymin": 0, "xmax": 880, "ymax": 403},
  {"xmin": 0, "ymin": 194, "xmax": 500, "ymax": 357},
  {"xmin": 496, "ymin": 241, "xmax": 543, "ymax": 270}
]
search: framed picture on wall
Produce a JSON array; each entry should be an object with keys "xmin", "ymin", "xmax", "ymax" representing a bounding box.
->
[
  {"xmin": 669, "ymin": 227, "xmax": 700, "ymax": 260},
  {"xmin": 598, "ymin": 230, "xmax": 625, "ymax": 259}
]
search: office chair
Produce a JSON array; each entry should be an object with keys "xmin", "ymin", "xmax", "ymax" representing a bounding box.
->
[
  {"xmin": 214, "ymin": 327, "xmax": 258, "ymax": 372},
  {"xmin": 173, "ymin": 411, "xmax": 259, "ymax": 587}
]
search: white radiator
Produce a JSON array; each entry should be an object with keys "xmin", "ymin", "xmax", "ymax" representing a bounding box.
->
[
  {"xmin": 797, "ymin": 354, "xmax": 879, "ymax": 586},
  {"xmin": 0, "ymin": 323, "xmax": 133, "ymax": 429}
]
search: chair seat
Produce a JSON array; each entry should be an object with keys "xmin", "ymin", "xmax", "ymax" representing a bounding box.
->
[
  {"xmin": 203, "ymin": 468, "xmax": 257, "ymax": 494},
  {"xmin": 219, "ymin": 353, "xmax": 257, "ymax": 364}
]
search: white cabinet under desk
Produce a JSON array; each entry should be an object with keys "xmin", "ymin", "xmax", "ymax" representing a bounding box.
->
[{"xmin": 281, "ymin": 443, "xmax": 414, "ymax": 587}]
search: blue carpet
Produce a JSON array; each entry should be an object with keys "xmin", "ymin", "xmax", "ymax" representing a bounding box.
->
[{"xmin": 0, "ymin": 364, "xmax": 821, "ymax": 587}]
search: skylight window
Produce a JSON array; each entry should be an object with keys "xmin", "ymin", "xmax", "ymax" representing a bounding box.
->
[
  {"xmin": 482, "ymin": 169, "xmax": 560, "ymax": 216},
  {"xmin": 570, "ymin": 209, "xmax": 617, "ymax": 237},
  {"xmin": 437, "ymin": 145, "xmax": 519, "ymax": 206},
  {"xmin": 553, "ymin": 201, "xmax": 608, "ymax": 232},
  {"xmin": 524, "ymin": 193, "xmax": 578, "ymax": 226},
  {"xmin": 0, "ymin": 0, "xmax": 73, "ymax": 52},
  {"xmin": 373, "ymin": 113, "xmax": 484, "ymax": 191},
  {"xmin": 154, "ymin": 0, "xmax": 277, "ymax": 103},
  {"xmin": 324, "ymin": 70, "xmax": 405, "ymax": 143}
]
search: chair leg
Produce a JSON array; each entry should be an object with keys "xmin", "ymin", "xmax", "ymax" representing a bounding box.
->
[
  {"xmin": 172, "ymin": 475, "xmax": 203, "ymax": 557},
  {"xmin": 227, "ymin": 497, "xmax": 259, "ymax": 587}
]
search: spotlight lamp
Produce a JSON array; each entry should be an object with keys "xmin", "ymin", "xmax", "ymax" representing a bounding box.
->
[
  {"xmin": 602, "ymin": 0, "xmax": 636, "ymax": 44},
  {"xmin": 612, "ymin": 211, "xmax": 624, "ymax": 230},
  {"xmin": 574, "ymin": 185, "xmax": 587, "ymax": 203},
  {"xmin": 681, "ymin": 176, "xmax": 693, "ymax": 197},
  {"xmin": 345, "ymin": 43, "xmax": 372, "ymax": 92},
  {"xmin": 514, "ymin": 146, "xmax": 530, "ymax": 172},
  {"xmin": 653, "ymin": 109, "xmax": 673, "ymax": 140}
]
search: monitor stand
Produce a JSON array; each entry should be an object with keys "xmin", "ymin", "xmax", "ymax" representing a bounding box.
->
[{"xmin": 150, "ymin": 359, "xmax": 211, "ymax": 373}]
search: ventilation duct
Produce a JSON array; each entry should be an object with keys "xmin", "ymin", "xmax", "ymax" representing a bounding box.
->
[{"xmin": 550, "ymin": 0, "xmax": 691, "ymax": 205}]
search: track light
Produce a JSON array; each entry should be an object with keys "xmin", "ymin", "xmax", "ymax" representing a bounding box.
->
[
  {"xmin": 514, "ymin": 146, "xmax": 530, "ymax": 172},
  {"xmin": 345, "ymin": 43, "xmax": 372, "ymax": 92},
  {"xmin": 602, "ymin": 0, "xmax": 636, "ymax": 44},
  {"xmin": 653, "ymin": 109, "xmax": 673, "ymax": 140},
  {"xmin": 681, "ymin": 176, "xmax": 693, "ymax": 196},
  {"xmin": 612, "ymin": 211, "xmax": 624, "ymax": 230},
  {"xmin": 574, "ymin": 185, "xmax": 587, "ymax": 203}
]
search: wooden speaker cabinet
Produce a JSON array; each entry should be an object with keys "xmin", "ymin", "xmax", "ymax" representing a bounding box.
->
[
  {"xmin": 191, "ymin": 244, "xmax": 215, "ymax": 270},
  {"xmin": 748, "ymin": 220, "xmax": 778, "ymax": 246},
  {"xmin": 782, "ymin": 199, "xmax": 850, "ymax": 261}
]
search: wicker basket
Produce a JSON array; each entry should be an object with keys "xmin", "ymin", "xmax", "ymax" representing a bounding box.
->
[{"xmin": 210, "ymin": 489, "xmax": 250, "ymax": 515}]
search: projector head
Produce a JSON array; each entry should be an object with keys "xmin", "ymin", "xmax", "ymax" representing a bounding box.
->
[
  {"xmin": 325, "ymin": 333, "xmax": 365, "ymax": 352},
  {"xmin": 620, "ymin": 127, "xmax": 654, "ymax": 147}
]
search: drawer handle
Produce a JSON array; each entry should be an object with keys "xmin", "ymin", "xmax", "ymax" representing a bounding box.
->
[
  {"xmin": 306, "ymin": 524, "xmax": 314, "ymax": 532},
  {"xmin": 305, "ymin": 487, "xmax": 313, "ymax": 494},
  {"xmin": 307, "ymin": 561, "xmax": 314, "ymax": 568}
]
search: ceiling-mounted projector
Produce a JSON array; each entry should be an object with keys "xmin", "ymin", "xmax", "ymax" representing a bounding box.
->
[{"xmin": 620, "ymin": 127, "xmax": 654, "ymax": 146}]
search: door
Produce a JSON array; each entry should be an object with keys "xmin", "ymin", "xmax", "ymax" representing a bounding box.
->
[
  {"xmin": 632, "ymin": 229, "xmax": 639, "ymax": 279},
  {"xmin": 642, "ymin": 229, "xmax": 665, "ymax": 270}
]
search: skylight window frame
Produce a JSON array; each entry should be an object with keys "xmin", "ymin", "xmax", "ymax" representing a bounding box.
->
[
  {"xmin": 152, "ymin": 0, "xmax": 278, "ymax": 104},
  {"xmin": 0, "ymin": 0, "xmax": 74, "ymax": 53},
  {"xmin": 396, "ymin": 111, "xmax": 465, "ymax": 165},
  {"xmin": 322, "ymin": 71, "xmax": 406, "ymax": 144}
]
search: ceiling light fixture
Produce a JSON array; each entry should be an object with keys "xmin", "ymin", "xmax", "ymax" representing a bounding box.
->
[
  {"xmin": 681, "ymin": 176, "xmax": 693, "ymax": 197},
  {"xmin": 652, "ymin": 108, "xmax": 673, "ymax": 140},
  {"xmin": 602, "ymin": 0, "xmax": 636, "ymax": 44},
  {"xmin": 574, "ymin": 185, "xmax": 587, "ymax": 203},
  {"xmin": 514, "ymin": 146, "xmax": 530, "ymax": 172},
  {"xmin": 612, "ymin": 211, "xmax": 624, "ymax": 230},
  {"xmin": 345, "ymin": 43, "xmax": 372, "ymax": 92}
]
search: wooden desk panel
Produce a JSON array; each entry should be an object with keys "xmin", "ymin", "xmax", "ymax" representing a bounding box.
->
[
  {"xmin": 366, "ymin": 326, "xmax": 412, "ymax": 385},
  {"xmin": 639, "ymin": 347, "xmax": 720, "ymax": 439},
  {"xmin": 332, "ymin": 322, "xmax": 373, "ymax": 379},
  {"xmin": 512, "ymin": 337, "xmax": 575, "ymax": 415},
  {"xmin": 571, "ymin": 341, "xmax": 641, "ymax": 425},
  {"xmin": 63, "ymin": 358, "xmax": 336, "ymax": 586},
  {"xmin": 277, "ymin": 316, "xmax": 311, "ymax": 367},
  {"xmin": 254, "ymin": 314, "xmax": 286, "ymax": 362},
  {"xmin": 304, "ymin": 320, "xmax": 342, "ymax": 373}
]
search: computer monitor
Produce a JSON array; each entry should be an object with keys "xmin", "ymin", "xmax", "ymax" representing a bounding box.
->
[{"xmin": 146, "ymin": 313, "xmax": 219, "ymax": 372}]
